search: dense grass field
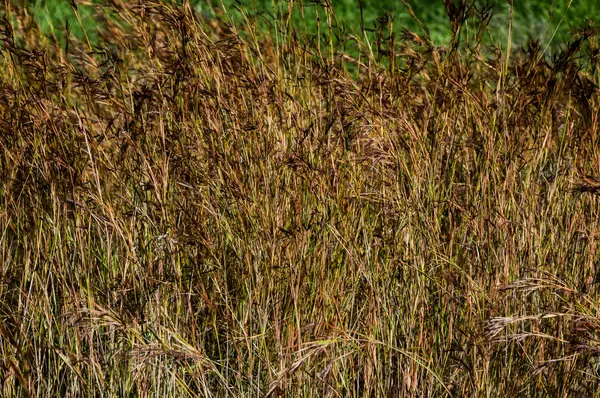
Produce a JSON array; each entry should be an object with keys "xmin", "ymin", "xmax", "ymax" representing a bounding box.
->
[{"xmin": 2, "ymin": 0, "xmax": 600, "ymax": 396}]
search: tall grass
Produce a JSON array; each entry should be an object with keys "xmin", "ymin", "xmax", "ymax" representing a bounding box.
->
[{"xmin": 1, "ymin": 0, "xmax": 600, "ymax": 396}]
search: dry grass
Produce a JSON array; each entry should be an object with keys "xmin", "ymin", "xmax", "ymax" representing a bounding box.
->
[{"xmin": 1, "ymin": 0, "xmax": 600, "ymax": 396}]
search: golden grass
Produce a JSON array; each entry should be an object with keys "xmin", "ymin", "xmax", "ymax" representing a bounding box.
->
[{"xmin": 1, "ymin": 1, "xmax": 600, "ymax": 396}]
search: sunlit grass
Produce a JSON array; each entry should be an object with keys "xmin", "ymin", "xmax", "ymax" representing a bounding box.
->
[{"xmin": 2, "ymin": 0, "xmax": 600, "ymax": 396}]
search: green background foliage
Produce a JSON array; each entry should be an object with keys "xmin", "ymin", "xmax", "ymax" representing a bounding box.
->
[{"xmin": 31, "ymin": 0, "xmax": 600, "ymax": 48}]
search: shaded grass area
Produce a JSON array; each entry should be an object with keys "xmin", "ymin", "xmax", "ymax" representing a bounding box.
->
[{"xmin": 2, "ymin": 0, "xmax": 600, "ymax": 396}]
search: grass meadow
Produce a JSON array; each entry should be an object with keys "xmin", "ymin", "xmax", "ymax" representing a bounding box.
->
[{"xmin": 2, "ymin": 0, "xmax": 600, "ymax": 396}]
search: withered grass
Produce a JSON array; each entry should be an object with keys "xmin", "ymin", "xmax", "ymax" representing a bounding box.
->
[{"xmin": 1, "ymin": 1, "xmax": 600, "ymax": 396}]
